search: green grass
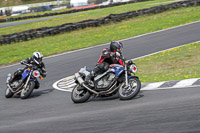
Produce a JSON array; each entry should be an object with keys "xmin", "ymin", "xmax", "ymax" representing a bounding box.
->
[
  {"xmin": 0, "ymin": 6, "xmax": 199, "ymax": 66},
  {"xmin": 134, "ymin": 42, "xmax": 200, "ymax": 82},
  {"xmin": 0, "ymin": 0, "xmax": 181, "ymax": 36}
]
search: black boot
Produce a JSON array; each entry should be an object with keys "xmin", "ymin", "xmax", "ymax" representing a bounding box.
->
[
  {"xmin": 85, "ymin": 71, "xmax": 95, "ymax": 83},
  {"xmin": 8, "ymin": 75, "xmax": 15, "ymax": 84}
]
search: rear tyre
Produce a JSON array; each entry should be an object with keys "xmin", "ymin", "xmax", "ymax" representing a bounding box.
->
[
  {"xmin": 5, "ymin": 87, "xmax": 14, "ymax": 98},
  {"xmin": 71, "ymin": 84, "xmax": 91, "ymax": 103},
  {"xmin": 20, "ymin": 81, "xmax": 35, "ymax": 99},
  {"xmin": 119, "ymin": 77, "xmax": 141, "ymax": 100}
]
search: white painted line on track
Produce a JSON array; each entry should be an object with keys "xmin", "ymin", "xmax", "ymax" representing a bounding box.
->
[
  {"xmin": 143, "ymin": 84, "xmax": 200, "ymax": 91},
  {"xmin": 1, "ymin": 20, "xmax": 200, "ymax": 69},
  {"xmin": 58, "ymin": 83, "xmax": 76, "ymax": 88},
  {"xmin": 172, "ymin": 78, "xmax": 199, "ymax": 88},
  {"xmin": 58, "ymin": 80, "xmax": 75, "ymax": 86},
  {"xmin": 141, "ymin": 82, "xmax": 165, "ymax": 91},
  {"xmin": 53, "ymin": 75, "xmax": 75, "ymax": 92}
]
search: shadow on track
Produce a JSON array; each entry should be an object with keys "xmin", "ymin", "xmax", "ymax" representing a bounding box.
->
[
  {"xmin": 30, "ymin": 88, "xmax": 54, "ymax": 98},
  {"xmin": 11, "ymin": 88, "xmax": 54, "ymax": 99},
  {"xmin": 88, "ymin": 91, "xmax": 144, "ymax": 102}
]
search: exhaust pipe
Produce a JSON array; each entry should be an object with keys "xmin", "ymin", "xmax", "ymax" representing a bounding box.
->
[
  {"xmin": 82, "ymin": 83, "xmax": 99, "ymax": 95},
  {"xmin": 75, "ymin": 72, "xmax": 84, "ymax": 84},
  {"xmin": 82, "ymin": 81, "xmax": 117, "ymax": 95},
  {"xmin": 6, "ymin": 82, "xmax": 24, "ymax": 94},
  {"xmin": 75, "ymin": 72, "xmax": 99, "ymax": 94},
  {"xmin": 6, "ymin": 83, "xmax": 15, "ymax": 93}
]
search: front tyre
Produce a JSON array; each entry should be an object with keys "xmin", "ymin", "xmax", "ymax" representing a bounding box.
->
[
  {"xmin": 119, "ymin": 77, "xmax": 141, "ymax": 100},
  {"xmin": 20, "ymin": 81, "xmax": 35, "ymax": 99},
  {"xmin": 71, "ymin": 84, "xmax": 91, "ymax": 103},
  {"xmin": 5, "ymin": 87, "xmax": 14, "ymax": 98}
]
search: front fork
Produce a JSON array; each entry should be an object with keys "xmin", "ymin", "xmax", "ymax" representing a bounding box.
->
[
  {"xmin": 124, "ymin": 63, "xmax": 129, "ymax": 87},
  {"xmin": 24, "ymin": 72, "xmax": 31, "ymax": 89}
]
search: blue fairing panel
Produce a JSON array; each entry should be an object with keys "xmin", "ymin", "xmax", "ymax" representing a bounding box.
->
[
  {"xmin": 22, "ymin": 69, "xmax": 30, "ymax": 80},
  {"xmin": 111, "ymin": 66, "xmax": 124, "ymax": 77},
  {"xmin": 123, "ymin": 76, "xmax": 139, "ymax": 81},
  {"xmin": 116, "ymin": 69, "xmax": 124, "ymax": 77}
]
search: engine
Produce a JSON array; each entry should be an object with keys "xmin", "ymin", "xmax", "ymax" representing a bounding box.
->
[
  {"xmin": 11, "ymin": 80, "xmax": 22, "ymax": 89},
  {"xmin": 96, "ymin": 73, "xmax": 115, "ymax": 89}
]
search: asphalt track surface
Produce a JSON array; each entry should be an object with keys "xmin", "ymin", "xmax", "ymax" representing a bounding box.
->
[
  {"xmin": 0, "ymin": 21, "xmax": 200, "ymax": 133},
  {"xmin": 0, "ymin": 11, "xmax": 92, "ymax": 28}
]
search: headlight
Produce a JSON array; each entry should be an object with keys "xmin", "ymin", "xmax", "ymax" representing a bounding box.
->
[
  {"xmin": 129, "ymin": 64, "xmax": 137, "ymax": 73},
  {"xmin": 32, "ymin": 70, "xmax": 40, "ymax": 78}
]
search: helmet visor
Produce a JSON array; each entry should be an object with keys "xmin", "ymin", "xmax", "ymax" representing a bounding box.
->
[
  {"xmin": 119, "ymin": 42, "xmax": 123, "ymax": 53},
  {"xmin": 37, "ymin": 57, "xmax": 42, "ymax": 63}
]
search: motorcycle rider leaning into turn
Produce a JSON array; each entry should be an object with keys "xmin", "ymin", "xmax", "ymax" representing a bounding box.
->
[
  {"xmin": 8, "ymin": 52, "xmax": 47, "ymax": 88},
  {"xmin": 85, "ymin": 41, "xmax": 125, "ymax": 82}
]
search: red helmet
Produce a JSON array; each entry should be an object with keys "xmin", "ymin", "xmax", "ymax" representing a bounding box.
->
[{"xmin": 110, "ymin": 41, "xmax": 123, "ymax": 53}]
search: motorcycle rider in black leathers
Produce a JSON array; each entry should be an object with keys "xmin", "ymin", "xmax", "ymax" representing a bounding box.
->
[
  {"xmin": 85, "ymin": 41, "xmax": 125, "ymax": 82},
  {"xmin": 9, "ymin": 52, "xmax": 47, "ymax": 88}
]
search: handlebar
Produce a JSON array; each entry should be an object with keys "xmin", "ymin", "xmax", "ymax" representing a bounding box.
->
[
  {"xmin": 21, "ymin": 61, "xmax": 46, "ymax": 78},
  {"xmin": 26, "ymin": 64, "xmax": 33, "ymax": 67},
  {"xmin": 21, "ymin": 62, "xmax": 37, "ymax": 69}
]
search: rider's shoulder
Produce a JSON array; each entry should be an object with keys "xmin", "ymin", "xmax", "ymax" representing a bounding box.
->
[
  {"xmin": 40, "ymin": 62, "xmax": 45, "ymax": 67},
  {"xmin": 26, "ymin": 57, "xmax": 32, "ymax": 61},
  {"xmin": 102, "ymin": 48, "xmax": 110, "ymax": 51},
  {"xmin": 21, "ymin": 57, "xmax": 31, "ymax": 62},
  {"xmin": 101, "ymin": 48, "xmax": 111, "ymax": 57},
  {"xmin": 102, "ymin": 48, "xmax": 111, "ymax": 54}
]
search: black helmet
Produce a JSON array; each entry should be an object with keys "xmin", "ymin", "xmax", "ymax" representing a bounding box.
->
[
  {"xmin": 32, "ymin": 52, "xmax": 43, "ymax": 65},
  {"xmin": 110, "ymin": 41, "xmax": 123, "ymax": 53}
]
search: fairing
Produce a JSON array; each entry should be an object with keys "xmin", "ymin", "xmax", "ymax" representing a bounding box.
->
[{"xmin": 22, "ymin": 69, "xmax": 31, "ymax": 80}]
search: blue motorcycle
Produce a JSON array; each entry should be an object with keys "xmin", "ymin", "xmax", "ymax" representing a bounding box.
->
[
  {"xmin": 71, "ymin": 58, "xmax": 141, "ymax": 103},
  {"xmin": 5, "ymin": 64, "xmax": 44, "ymax": 99}
]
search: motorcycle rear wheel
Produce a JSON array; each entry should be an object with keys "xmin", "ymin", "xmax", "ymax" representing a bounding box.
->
[
  {"xmin": 118, "ymin": 77, "xmax": 141, "ymax": 100},
  {"xmin": 5, "ymin": 87, "xmax": 14, "ymax": 98},
  {"xmin": 71, "ymin": 84, "xmax": 91, "ymax": 103}
]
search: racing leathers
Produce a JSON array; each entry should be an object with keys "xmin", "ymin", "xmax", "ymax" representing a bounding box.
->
[{"xmin": 85, "ymin": 48, "xmax": 125, "ymax": 81}]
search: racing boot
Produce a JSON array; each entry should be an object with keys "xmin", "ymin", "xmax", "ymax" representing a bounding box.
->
[
  {"xmin": 85, "ymin": 65, "xmax": 101, "ymax": 85},
  {"xmin": 8, "ymin": 75, "xmax": 15, "ymax": 84},
  {"xmin": 85, "ymin": 70, "xmax": 95, "ymax": 84}
]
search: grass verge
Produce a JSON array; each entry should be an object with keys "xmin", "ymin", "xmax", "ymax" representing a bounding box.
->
[
  {"xmin": 0, "ymin": 6, "xmax": 199, "ymax": 66},
  {"xmin": 0, "ymin": 0, "xmax": 181, "ymax": 36},
  {"xmin": 134, "ymin": 42, "xmax": 200, "ymax": 82}
]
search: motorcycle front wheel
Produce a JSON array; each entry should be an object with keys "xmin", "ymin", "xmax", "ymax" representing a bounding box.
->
[
  {"xmin": 20, "ymin": 81, "xmax": 35, "ymax": 99},
  {"xmin": 71, "ymin": 84, "xmax": 91, "ymax": 103},
  {"xmin": 118, "ymin": 77, "xmax": 141, "ymax": 100}
]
